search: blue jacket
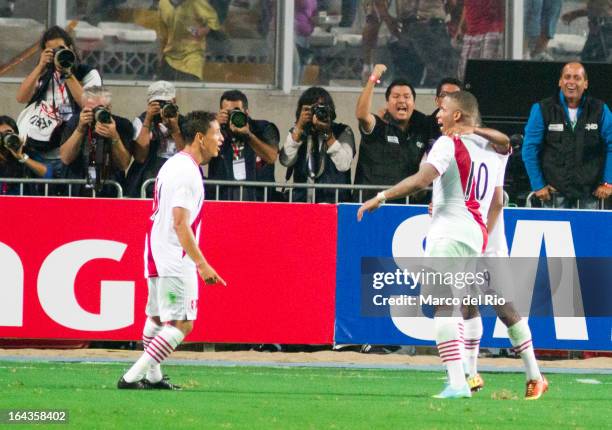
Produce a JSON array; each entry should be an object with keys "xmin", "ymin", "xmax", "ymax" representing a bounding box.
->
[{"xmin": 522, "ymin": 90, "xmax": 612, "ymax": 191}]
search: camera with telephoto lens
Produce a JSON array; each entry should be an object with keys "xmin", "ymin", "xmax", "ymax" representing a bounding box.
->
[
  {"xmin": 92, "ymin": 105, "xmax": 112, "ymax": 124},
  {"xmin": 311, "ymin": 103, "xmax": 334, "ymax": 123},
  {"xmin": 52, "ymin": 46, "xmax": 76, "ymax": 71},
  {"xmin": 229, "ymin": 108, "xmax": 248, "ymax": 128},
  {"xmin": 1, "ymin": 132, "xmax": 22, "ymax": 152},
  {"xmin": 158, "ymin": 100, "xmax": 179, "ymax": 119}
]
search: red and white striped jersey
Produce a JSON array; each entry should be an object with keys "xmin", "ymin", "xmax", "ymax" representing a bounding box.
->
[{"xmin": 145, "ymin": 151, "xmax": 205, "ymax": 278}]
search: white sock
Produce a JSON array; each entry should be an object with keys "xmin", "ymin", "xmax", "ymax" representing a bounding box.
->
[
  {"xmin": 123, "ymin": 325, "xmax": 184, "ymax": 383},
  {"xmin": 508, "ymin": 319, "xmax": 541, "ymax": 381},
  {"xmin": 142, "ymin": 319, "xmax": 163, "ymax": 383},
  {"xmin": 435, "ymin": 317, "xmax": 466, "ymax": 389},
  {"xmin": 463, "ymin": 317, "xmax": 482, "ymax": 377}
]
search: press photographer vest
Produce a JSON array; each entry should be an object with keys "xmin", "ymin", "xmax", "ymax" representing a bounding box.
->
[
  {"xmin": 355, "ymin": 112, "xmax": 429, "ymax": 187},
  {"xmin": 539, "ymin": 94, "xmax": 605, "ymax": 198},
  {"xmin": 288, "ymin": 122, "xmax": 353, "ymax": 202}
]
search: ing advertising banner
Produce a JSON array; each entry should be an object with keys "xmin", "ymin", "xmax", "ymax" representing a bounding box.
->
[{"xmin": 0, "ymin": 197, "xmax": 337, "ymax": 344}]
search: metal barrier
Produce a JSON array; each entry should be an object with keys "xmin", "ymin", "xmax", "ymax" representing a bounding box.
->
[
  {"xmin": 525, "ymin": 191, "xmax": 607, "ymax": 209},
  {"xmin": 140, "ymin": 178, "xmax": 430, "ymax": 204},
  {"xmin": 0, "ymin": 178, "xmax": 124, "ymax": 198}
]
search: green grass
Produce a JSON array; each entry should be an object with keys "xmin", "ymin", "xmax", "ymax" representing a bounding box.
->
[{"xmin": 0, "ymin": 361, "xmax": 610, "ymax": 430}]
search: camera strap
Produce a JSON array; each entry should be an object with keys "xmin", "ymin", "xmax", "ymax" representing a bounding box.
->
[{"xmin": 306, "ymin": 134, "xmax": 326, "ymax": 179}]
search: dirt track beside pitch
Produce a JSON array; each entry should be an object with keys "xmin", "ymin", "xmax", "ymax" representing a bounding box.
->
[{"xmin": 0, "ymin": 348, "xmax": 610, "ymax": 370}]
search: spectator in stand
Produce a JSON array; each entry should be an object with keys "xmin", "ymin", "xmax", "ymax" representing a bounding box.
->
[
  {"xmin": 15, "ymin": 25, "xmax": 102, "ymax": 195},
  {"xmin": 524, "ymin": 0, "xmax": 562, "ymax": 60},
  {"xmin": 522, "ymin": 62, "xmax": 612, "ymax": 209},
  {"xmin": 362, "ymin": 0, "xmax": 458, "ymax": 86},
  {"xmin": 158, "ymin": 0, "xmax": 221, "ymax": 81},
  {"xmin": 294, "ymin": 0, "xmax": 318, "ymax": 85},
  {"xmin": 59, "ymin": 86, "xmax": 133, "ymax": 197},
  {"xmin": 0, "ymin": 116, "xmax": 50, "ymax": 195},
  {"xmin": 456, "ymin": 0, "xmax": 505, "ymax": 80},
  {"xmin": 126, "ymin": 81, "xmax": 185, "ymax": 198},
  {"xmin": 354, "ymin": 64, "xmax": 431, "ymax": 203},
  {"xmin": 562, "ymin": 0, "xmax": 612, "ymax": 62},
  {"xmin": 207, "ymin": 90, "xmax": 279, "ymax": 201},
  {"xmin": 280, "ymin": 86, "xmax": 355, "ymax": 203}
]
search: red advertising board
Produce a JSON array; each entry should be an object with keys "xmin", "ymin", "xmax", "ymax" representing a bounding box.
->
[{"xmin": 0, "ymin": 196, "xmax": 337, "ymax": 344}]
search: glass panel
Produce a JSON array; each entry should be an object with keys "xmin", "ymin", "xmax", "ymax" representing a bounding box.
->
[
  {"xmin": 65, "ymin": 0, "xmax": 277, "ymax": 84},
  {"xmin": 0, "ymin": 0, "xmax": 49, "ymax": 78},
  {"xmin": 294, "ymin": 0, "xmax": 494, "ymax": 88},
  {"xmin": 524, "ymin": 0, "xmax": 611, "ymax": 64}
]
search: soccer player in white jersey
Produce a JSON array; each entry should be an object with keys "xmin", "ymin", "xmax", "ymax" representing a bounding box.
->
[
  {"xmin": 358, "ymin": 91, "xmax": 511, "ymax": 399},
  {"xmin": 118, "ymin": 111, "xmax": 226, "ymax": 390},
  {"xmin": 460, "ymin": 153, "xmax": 548, "ymax": 400}
]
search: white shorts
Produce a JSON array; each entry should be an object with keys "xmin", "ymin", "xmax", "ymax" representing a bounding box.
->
[{"xmin": 145, "ymin": 276, "xmax": 198, "ymax": 322}]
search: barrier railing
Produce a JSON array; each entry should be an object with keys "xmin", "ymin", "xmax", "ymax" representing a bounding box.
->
[
  {"xmin": 0, "ymin": 178, "xmax": 124, "ymax": 198},
  {"xmin": 525, "ymin": 191, "xmax": 607, "ymax": 209},
  {"xmin": 140, "ymin": 178, "xmax": 425, "ymax": 204}
]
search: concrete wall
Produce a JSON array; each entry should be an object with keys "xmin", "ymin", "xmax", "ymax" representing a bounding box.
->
[{"xmin": 0, "ymin": 82, "xmax": 437, "ymax": 182}]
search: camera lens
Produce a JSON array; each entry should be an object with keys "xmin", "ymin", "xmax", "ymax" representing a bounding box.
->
[
  {"xmin": 229, "ymin": 109, "xmax": 248, "ymax": 128},
  {"xmin": 54, "ymin": 48, "xmax": 76, "ymax": 70},
  {"xmin": 2, "ymin": 133, "xmax": 21, "ymax": 152},
  {"xmin": 93, "ymin": 106, "xmax": 112, "ymax": 124},
  {"xmin": 312, "ymin": 104, "xmax": 331, "ymax": 123},
  {"xmin": 161, "ymin": 102, "xmax": 178, "ymax": 118}
]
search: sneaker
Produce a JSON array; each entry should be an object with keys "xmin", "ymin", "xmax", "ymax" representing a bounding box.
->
[
  {"xmin": 433, "ymin": 384, "xmax": 472, "ymax": 399},
  {"xmin": 117, "ymin": 377, "xmax": 146, "ymax": 390},
  {"xmin": 144, "ymin": 377, "xmax": 182, "ymax": 390},
  {"xmin": 467, "ymin": 374, "xmax": 485, "ymax": 392},
  {"xmin": 525, "ymin": 375, "xmax": 548, "ymax": 400}
]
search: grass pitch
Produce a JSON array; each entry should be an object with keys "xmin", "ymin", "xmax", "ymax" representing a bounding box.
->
[{"xmin": 1, "ymin": 361, "xmax": 610, "ymax": 429}]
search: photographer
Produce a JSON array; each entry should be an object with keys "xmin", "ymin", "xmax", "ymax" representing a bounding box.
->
[
  {"xmin": 59, "ymin": 86, "xmax": 133, "ymax": 197},
  {"xmin": 280, "ymin": 86, "xmax": 355, "ymax": 203},
  {"xmin": 15, "ymin": 26, "xmax": 101, "ymax": 190},
  {"xmin": 0, "ymin": 116, "xmax": 50, "ymax": 195},
  {"xmin": 207, "ymin": 90, "xmax": 279, "ymax": 201},
  {"xmin": 126, "ymin": 81, "xmax": 184, "ymax": 197}
]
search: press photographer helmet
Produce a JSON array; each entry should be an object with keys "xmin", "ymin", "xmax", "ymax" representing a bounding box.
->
[
  {"xmin": 92, "ymin": 105, "xmax": 112, "ymax": 124},
  {"xmin": 53, "ymin": 47, "xmax": 76, "ymax": 71},
  {"xmin": 229, "ymin": 108, "xmax": 248, "ymax": 128},
  {"xmin": 158, "ymin": 100, "xmax": 179, "ymax": 119},
  {"xmin": 1, "ymin": 132, "xmax": 21, "ymax": 152},
  {"xmin": 311, "ymin": 103, "xmax": 335, "ymax": 123}
]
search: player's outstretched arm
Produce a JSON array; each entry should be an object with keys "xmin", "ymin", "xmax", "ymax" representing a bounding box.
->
[
  {"xmin": 357, "ymin": 163, "xmax": 439, "ymax": 221},
  {"xmin": 173, "ymin": 207, "xmax": 226, "ymax": 286}
]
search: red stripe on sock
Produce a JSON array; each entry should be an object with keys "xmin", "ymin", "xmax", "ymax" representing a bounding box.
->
[
  {"xmin": 145, "ymin": 349, "xmax": 162, "ymax": 363},
  {"xmin": 151, "ymin": 338, "xmax": 173, "ymax": 356},
  {"xmin": 157, "ymin": 336, "xmax": 176, "ymax": 352},
  {"xmin": 441, "ymin": 354, "xmax": 462, "ymax": 362},
  {"xmin": 512, "ymin": 339, "xmax": 532, "ymax": 352},
  {"xmin": 437, "ymin": 339, "xmax": 460, "ymax": 348},
  {"xmin": 515, "ymin": 342, "xmax": 533, "ymax": 354},
  {"xmin": 147, "ymin": 342, "xmax": 169, "ymax": 361}
]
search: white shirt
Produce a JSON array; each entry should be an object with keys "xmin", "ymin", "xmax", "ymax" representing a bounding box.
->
[
  {"xmin": 145, "ymin": 151, "xmax": 205, "ymax": 278},
  {"xmin": 43, "ymin": 69, "xmax": 101, "ymax": 122},
  {"xmin": 133, "ymin": 117, "xmax": 178, "ymax": 159},
  {"xmin": 425, "ymin": 134, "xmax": 502, "ymax": 253},
  {"xmin": 480, "ymin": 152, "xmax": 510, "ymax": 256},
  {"xmin": 281, "ymin": 129, "xmax": 354, "ymax": 172}
]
